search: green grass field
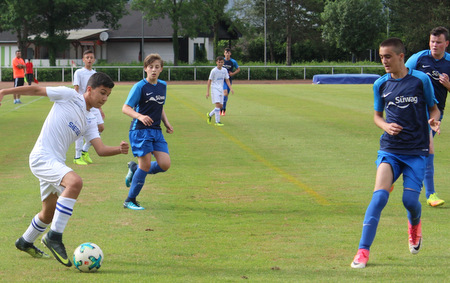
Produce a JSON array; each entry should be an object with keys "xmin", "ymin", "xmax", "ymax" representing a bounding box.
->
[{"xmin": 0, "ymin": 83, "xmax": 449, "ymax": 282}]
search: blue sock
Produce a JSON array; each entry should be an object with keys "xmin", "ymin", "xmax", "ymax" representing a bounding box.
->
[
  {"xmin": 423, "ymin": 154, "xmax": 435, "ymax": 198},
  {"xmin": 403, "ymin": 189, "xmax": 421, "ymax": 225},
  {"xmin": 126, "ymin": 168, "xmax": 147, "ymax": 200},
  {"xmin": 222, "ymin": 95, "xmax": 228, "ymax": 111},
  {"xmin": 148, "ymin": 161, "xmax": 165, "ymax": 174},
  {"xmin": 358, "ymin": 190, "xmax": 390, "ymax": 250}
]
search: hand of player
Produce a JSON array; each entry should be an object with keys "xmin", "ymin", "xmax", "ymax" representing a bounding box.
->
[
  {"xmin": 429, "ymin": 118, "xmax": 441, "ymax": 135},
  {"xmin": 439, "ymin": 73, "xmax": 450, "ymax": 88},
  {"xmin": 138, "ymin": 114, "xmax": 153, "ymax": 126},
  {"xmin": 385, "ymin": 123, "xmax": 403, "ymax": 136},
  {"xmin": 166, "ymin": 124, "xmax": 174, "ymax": 134},
  {"xmin": 119, "ymin": 141, "xmax": 129, "ymax": 154},
  {"xmin": 206, "ymin": 93, "xmax": 209, "ymax": 99},
  {"xmin": 230, "ymin": 88, "xmax": 234, "ymax": 95}
]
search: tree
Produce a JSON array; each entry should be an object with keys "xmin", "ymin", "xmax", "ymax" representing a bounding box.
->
[
  {"xmin": 386, "ymin": 0, "xmax": 450, "ymax": 54},
  {"xmin": 131, "ymin": 0, "xmax": 199, "ymax": 65},
  {"xmin": 0, "ymin": 0, "xmax": 127, "ymax": 66},
  {"xmin": 322, "ymin": 0, "xmax": 386, "ymax": 61}
]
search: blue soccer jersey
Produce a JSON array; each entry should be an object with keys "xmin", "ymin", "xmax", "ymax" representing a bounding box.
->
[
  {"xmin": 405, "ymin": 50, "xmax": 450, "ymax": 113},
  {"xmin": 373, "ymin": 68, "xmax": 437, "ymax": 155},
  {"xmin": 223, "ymin": 58, "xmax": 239, "ymax": 82},
  {"xmin": 125, "ymin": 79, "xmax": 167, "ymax": 130}
]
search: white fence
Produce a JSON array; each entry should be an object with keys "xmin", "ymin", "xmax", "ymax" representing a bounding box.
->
[{"xmin": 0, "ymin": 65, "xmax": 385, "ymax": 82}]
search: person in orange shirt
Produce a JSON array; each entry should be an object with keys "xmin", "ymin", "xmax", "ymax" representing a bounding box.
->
[{"xmin": 12, "ymin": 50, "xmax": 26, "ymax": 104}]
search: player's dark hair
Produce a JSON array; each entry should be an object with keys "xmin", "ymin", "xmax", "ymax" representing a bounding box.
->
[
  {"xmin": 224, "ymin": 48, "xmax": 231, "ymax": 53},
  {"xmin": 430, "ymin": 26, "xmax": 449, "ymax": 41},
  {"xmin": 83, "ymin": 49, "xmax": 94, "ymax": 56},
  {"xmin": 216, "ymin": 56, "xmax": 224, "ymax": 62},
  {"xmin": 380, "ymin": 37, "xmax": 405, "ymax": 55},
  {"xmin": 87, "ymin": 72, "xmax": 115, "ymax": 89}
]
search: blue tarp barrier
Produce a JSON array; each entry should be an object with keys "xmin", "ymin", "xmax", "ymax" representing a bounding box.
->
[{"xmin": 312, "ymin": 74, "xmax": 381, "ymax": 84}]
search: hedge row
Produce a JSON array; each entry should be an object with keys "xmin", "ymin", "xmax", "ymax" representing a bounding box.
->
[{"xmin": 0, "ymin": 65, "xmax": 385, "ymax": 82}]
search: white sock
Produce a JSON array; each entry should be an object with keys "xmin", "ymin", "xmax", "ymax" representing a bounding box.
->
[
  {"xmin": 209, "ymin": 109, "xmax": 215, "ymax": 117},
  {"xmin": 75, "ymin": 137, "xmax": 83, "ymax": 158},
  {"xmin": 82, "ymin": 142, "xmax": 91, "ymax": 152},
  {"xmin": 23, "ymin": 214, "xmax": 49, "ymax": 243},
  {"xmin": 214, "ymin": 107, "xmax": 221, "ymax": 123},
  {"xmin": 50, "ymin": 196, "xmax": 76, "ymax": 233}
]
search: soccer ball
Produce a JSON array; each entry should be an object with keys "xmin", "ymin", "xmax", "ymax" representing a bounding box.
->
[{"xmin": 73, "ymin": 242, "xmax": 103, "ymax": 272}]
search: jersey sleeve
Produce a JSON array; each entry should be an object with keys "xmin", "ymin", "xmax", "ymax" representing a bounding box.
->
[
  {"xmin": 208, "ymin": 68, "xmax": 215, "ymax": 80},
  {"xmin": 373, "ymin": 75, "xmax": 388, "ymax": 112},
  {"xmin": 124, "ymin": 80, "xmax": 144, "ymax": 108},
  {"xmin": 73, "ymin": 69, "xmax": 81, "ymax": 86},
  {"xmin": 232, "ymin": 59, "xmax": 239, "ymax": 69},
  {"xmin": 46, "ymin": 86, "xmax": 78, "ymax": 102},
  {"xmin": 414, "ymin": 70, "xmax": 438, "ymax": 107},
  {"xmin": 405, "ymin": 50, "xmax": 428, "ymax": 71}
]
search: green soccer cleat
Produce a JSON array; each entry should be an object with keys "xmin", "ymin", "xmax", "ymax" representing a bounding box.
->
[
  {"xmin": 123, "ymin": 200, "xmax": 145, "ymax": 210},
  {"xmin": 206, "ymin": 113, "xmax": 212, "ymax": 125},
  {"xmin": 81, "ymin": 151, "xmax": 93, "ymax": 164},
  {"xmin": 214, "ymin": 122, "xmax": 224, "ymax": 127},
  {"xmin": 42, "ymin": 231, "xmax": 72, "ymax": 267},
  {"xmin": 73, "ymin": 157, "xmax": 88, "ymax": 165},
  {"xmin": 427, "ymin": 193, "xmax": 445, "ymax": 207},
  {"xmin": 15, "ymin": 237, "xmax": 50, "ymax": 259}
]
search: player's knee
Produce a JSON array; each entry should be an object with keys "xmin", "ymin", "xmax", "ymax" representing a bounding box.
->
[{"xmin": 402, "ymin": 189, "xmax": 420, "ymax": 210}]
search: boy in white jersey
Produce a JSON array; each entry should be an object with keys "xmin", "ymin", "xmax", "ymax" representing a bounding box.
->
[
  {"xmin": 0, "ymin": 72, "xmax": 129, "ymax": 268},
  {"xmin": 206, "ymin": 56, "xmax": 234, "ymax": 126},
  {"xmin": 73, "ymin": 49, "xmax": 105, "ymax": 165}
]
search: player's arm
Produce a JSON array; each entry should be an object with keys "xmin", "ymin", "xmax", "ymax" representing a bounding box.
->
[
  {"xmin": 0, "ymin": 85, "xmax": 47, "ymax": 106},
  {"xmin": 74, "ymin": 85, "xmax": 80, "ymax": 93},
  {"xmin": 231, "ymin": 66, "xmax": 240, "ymax": 77},
  {"xmin": 161, "ymin": 108, "xmax": 173, "ymax": 134},
  {"xmin": 122, "ymin": 104, "xmax": 153, "ymax": 126},
  {"xmin": 90, "ymin": 138, "xmax": 129, "ymax": 156},
  {"xmin": 428, "ymin": 104, "xmax": 441, "ymax": 134},
  {"xmin": 225, "ymin": 79, "xmax": 234, "ymax": 94},
  {"xmin": 374, "ymin": 111, "xmax": 403, "ymax": 136},
  {"xmin": 206, "ymin": 80, "xmax": 211, "ymax": 98}
]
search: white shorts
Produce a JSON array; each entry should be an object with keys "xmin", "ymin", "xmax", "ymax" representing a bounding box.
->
[
  {"xmin": 91, "ymin": 107, "xmax": 104, "ymax": 125},
  {"xmin": 211, "ymin": 90, "xmax": 224, "ymax": 105},
  {"xmin": 29, "ymin": 155, "xmax": 73, "ymax": 201}
]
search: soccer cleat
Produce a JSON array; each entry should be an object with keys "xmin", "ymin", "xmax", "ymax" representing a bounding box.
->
[
  {"xmin": 81, "ymin": 151, "xmax": 93, "ymax": 164},
  {"xmin": 42, "ymin": 232, "xmax": 72, "ymax": 267},
  {"xmin": 125, "ymin": 161, "xmax": 137, "ymax": 187},
  {"xmin": 15, "ymin": 237, "xmax": 50, "ymax": 259},
  {"xmin": 350, "ymin": 248, "xmax": 370, "ymax": 269},
  {"xmin": 123, "ymin": 200, "xmax": 145, "ymax": 210},
  {"xmin": 427, "ymin": 193, "xmax": 445, "ymax": 207},
  {"xmin": 215, "ymin": 122, "xmax": 224, "ymax": 127},
  {"xmin": 206, "ymin": 113, "xmax": 212, "ymax": 125},
  {"xmin": 73, "ymin": 157, "xmax": 88, "ymax": 165},
  {"xmin": 408, "ymin": 221, "xmax": 422, "ymax": 254}
]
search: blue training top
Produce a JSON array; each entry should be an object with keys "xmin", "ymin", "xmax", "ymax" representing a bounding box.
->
[
  {"xmin": 223, "ymin": 58, "xmax": 239, "ymax": 82},
  {"xmin": 373, "ymin": 68, "xmax": 437, "ymax": 156},
  {"xmin": 405, "ymin": 50, "xmax": 450, "ymax": 113},
  {"xmin": 125, "ymin": 79, "xmax": 167, "ymax": 131}
]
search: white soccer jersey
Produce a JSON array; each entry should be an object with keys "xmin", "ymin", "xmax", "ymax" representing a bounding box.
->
[
  {"xmin": 209, "ymin": 67, "xmax": 229, "ymax": 95},
  {"xmin": 29, "ymin": 87, "xmax": 100, "ymax": 163},
  {"xmin": 73, "ymin": 67, "xmax": 96, "ymax": 95}
]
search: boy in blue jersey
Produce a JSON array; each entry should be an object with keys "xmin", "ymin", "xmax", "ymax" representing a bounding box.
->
[
  {"xmin": 221, "ymin": 48, "xmax": 240, "ymax": 116},
  {"xmin": 405, "ymin": 26, "xmax": 450, "ymax": 207},
  {"xmin": 122, "ymin": 54, "xmax": 173, "ymax": 210},
  {"xmin": 351, "ymin": 38, "xmax": 441, "ymax": 269}
]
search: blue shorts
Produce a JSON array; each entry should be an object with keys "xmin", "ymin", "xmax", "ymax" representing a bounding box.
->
[
  {"xmin": 129, "ymin": 128, "xmax": 169, "ymax": 157},
  {"xmin": 376, "ymin": 150, "xmax": 426, "ymax": 192}
]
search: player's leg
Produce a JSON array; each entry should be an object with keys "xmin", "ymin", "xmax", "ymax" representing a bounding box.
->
[
  {"xmin": 124, "ymin": 153, "xmax": 152, "ymax": 210},
  {"xmin": 42, "ymin": 171, "xmax": 82, "ymax": 267},
  {"xmin": 222, "ymin": 89, "xmax": 229, "ymax": 115},
  {"xmin": 424, "ymin": 132, "xmax": 444, "ymax": 206},
  {"xmin": 351, "ymin": 156, "xmax": 397, "ymax": 269},
  {"xmin": 402, "ymin": 157, "xmax": 425, "ymax": 254},
  {"xmin": 73, "ymin": 136, "xmax": 87, "ymax": 165},
  {"xmin": 15, "ymin": 190, "xmax": 55, "ymax": 259}
]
